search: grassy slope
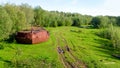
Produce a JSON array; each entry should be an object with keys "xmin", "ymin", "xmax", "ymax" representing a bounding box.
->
[{"xmin": 0, "ymin": 26, "xmax": 120, "ymax": 68}]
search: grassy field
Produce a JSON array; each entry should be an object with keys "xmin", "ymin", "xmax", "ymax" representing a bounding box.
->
[{"xmin": 0, "ymin": 26, "xmax": 120, "ymax": 68}]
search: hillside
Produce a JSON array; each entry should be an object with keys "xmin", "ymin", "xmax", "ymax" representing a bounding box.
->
[{"xmin": 0, "ymin": 26, "xmax": 120, "ymax": 68}]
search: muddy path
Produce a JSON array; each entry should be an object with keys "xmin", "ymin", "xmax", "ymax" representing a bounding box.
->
[
  {"xmin": 55, "ymin": 32, "xmax": 74, "ymax": 68},
  {"xmin": 54, "ymin": 32, "xmax": 87, "ymax": 68}
]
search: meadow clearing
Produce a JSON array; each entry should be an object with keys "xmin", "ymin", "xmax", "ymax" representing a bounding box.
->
[{"xmin": 0, "ymin": 26, "xmax": 120, "ymax": 68}]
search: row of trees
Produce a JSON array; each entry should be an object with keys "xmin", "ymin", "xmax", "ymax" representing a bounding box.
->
[
  {"xmin": 91, "ymin": 16, "xmax": 118, "ymax": 28},
  {"xmin": 1, "ymin": 3, "xmax": 120, "ymax": 41},
  {"xmin": 34, "ymin": 7, "xmax": 120, "ymax": 28},
  {"xmin": 34, "ymin": 7, "xmax": 92, "ymax": 27}
]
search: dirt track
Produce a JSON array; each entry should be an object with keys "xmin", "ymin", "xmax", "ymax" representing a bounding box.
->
[{"xmin": 55, "ymin": 32, "xmax": 87, "ymax": 68}]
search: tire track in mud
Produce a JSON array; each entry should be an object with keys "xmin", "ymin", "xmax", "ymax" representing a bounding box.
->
[
  {"xmin": 60, "ymin": 33, "xmax": 87, "ymax": 68},
  {"xmin": 55, "ymin": 32, "xmax": 74, "ymax": 68},
  {"xmin": 55, "ymin": 32, "xmax": 87, "ymax": 68}
]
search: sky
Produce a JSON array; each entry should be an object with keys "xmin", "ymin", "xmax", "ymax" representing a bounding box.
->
[{"xmin": 0, "ymin": 0, "xmax": 120, "ymax": 16}]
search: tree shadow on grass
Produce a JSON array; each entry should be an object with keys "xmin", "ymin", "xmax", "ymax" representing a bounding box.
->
[
  {"xmin": 94, "ymin": 38, "xmax": 113, "ymax": 50},
  {"xmin": 78, "ymin": 25, "xmax": 95, "ymax": 29},
  {"xmin": 14, "ymin": 42, "xmax": 33, "ymax": 46},
  {"xmin": 0, "ymin": 57, "xmax": 12, "ymax": 65},
  {"xmin": 93, "ymin": 38, "xmax": 120, "ymax": 60},
  {"xmin": 93, "ymin": 45, "xmax": 120, "ymax": 61},
  {"xmin": 4, "ymin": 33, "xmax": 16, "ymax": 43}
]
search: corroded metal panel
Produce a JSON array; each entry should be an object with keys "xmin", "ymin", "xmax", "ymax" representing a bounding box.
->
[{"xmin": 15, "ymin": 27, "xmax": 49, "ymax": 44}]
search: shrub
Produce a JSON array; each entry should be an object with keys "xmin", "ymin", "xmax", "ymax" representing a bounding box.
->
[{"xmin": 98, "ymin": 24, "xmax": 120, "ymax": 51}]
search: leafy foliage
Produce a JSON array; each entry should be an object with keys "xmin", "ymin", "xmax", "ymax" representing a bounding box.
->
[
  {"xmin": 98, "ymin": 24, "xmax": 120, "ymax": 51},
  {"xmin": 0, "ymin": 6, "xmax": 12, "ymax": 40},
  {"xmin": 91, "ymin": 16, "xmax": 110, "ymax": 28}
]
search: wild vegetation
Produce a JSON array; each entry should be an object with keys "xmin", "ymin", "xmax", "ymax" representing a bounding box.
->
[{"xmin": 0, "ymin": 3, "xmax": 120, "ymax": 68}]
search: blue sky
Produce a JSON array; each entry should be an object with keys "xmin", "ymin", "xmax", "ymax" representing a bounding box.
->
[{"xmin": 0, "ymin": 0, "xmax": 120, "ymax": 16}]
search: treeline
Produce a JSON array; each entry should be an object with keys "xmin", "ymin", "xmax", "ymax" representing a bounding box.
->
[
  {"xmin": 0, "ymin": 3, "xmax": 120, "ymax": 41},
  {"xmin": 34, "ymin": 7, "xmax": 92, "ymax": 27},
  {"xmin": 91, "ymin": 16, "xmax": 119, "ymax": 28}
]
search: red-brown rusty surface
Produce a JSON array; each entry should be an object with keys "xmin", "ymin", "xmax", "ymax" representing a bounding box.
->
[{"xmin": 15, "ymin": 27, "xmax": 49, "ymax": 44}]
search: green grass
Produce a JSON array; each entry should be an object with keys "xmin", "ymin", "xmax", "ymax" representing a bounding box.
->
[{"xmin": 0, "ymin": 26, "xmax": 120, "ymax": 68}]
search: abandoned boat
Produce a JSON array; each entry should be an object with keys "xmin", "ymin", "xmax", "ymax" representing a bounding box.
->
[{"xmin": 15, "ymin": 27, "xmax": 49, "ymax": 44}]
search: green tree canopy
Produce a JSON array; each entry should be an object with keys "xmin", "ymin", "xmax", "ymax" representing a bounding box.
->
[{"xmin": 0, "ymin": 6, "xmax": 12, "ymax": 40}]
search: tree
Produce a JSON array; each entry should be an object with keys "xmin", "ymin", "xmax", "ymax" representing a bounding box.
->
[
  {"xmin": 84, "ymin": 15, "xmax": 92, "ymax": 25},
  {"xmin": 16, "ymin": 9, "xmax": 26, "ymax": 31},
  {"xmin": 4, "ymin": 4, "xmax": 18, "ymax": 32},
  {"xmin": 0, "ymin": 6, "xmax": 12, "ymax": 40},
  {"xmin": 34, "ymin": 6, "xmax": 46, "ymax": 26},
  {"xmin": 99, "ymin": 16, "xmax": 110, "ymax": 28},
  {"xmin": 72, "ymin": 17, "xmax": 81, "ymax": 27},
  {"xmin": 116, "ymin": 16, "xmax": 120, "ymax": 26},
  {"xmin": 20, "ymin": 4, "xmax": 34, "ymax": 28},
  {"xmin": 4, "ymin": 4, "xmax": 26, "ymax": 32},
  {"xmin": 64, "ymin": 17, "xmax": 72, "ymax": 26},
  {"xmin": 91, "ymin": 16, "xmax": 110, "ymax": 28}
]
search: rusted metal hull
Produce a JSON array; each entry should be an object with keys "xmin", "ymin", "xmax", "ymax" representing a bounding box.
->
[
  {"xmin": 32, "ymin": 30, "xmax": 49, "ymax": 44},
  {"xmin": 15, "ymin": 27, "xmax": 49, "ymax": 44}
]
